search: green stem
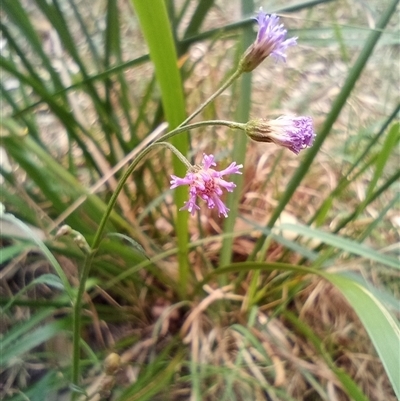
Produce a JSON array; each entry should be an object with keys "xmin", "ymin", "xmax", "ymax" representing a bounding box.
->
[
  {"xmin": 178, "ymin": 69, "xmax": 243, "ymax": 128},
  {"xmin": 153, "ymin": 120, "xmax": 246, "ymax": 144},
  {"xmin": 70, "ymin": 119, "xmax": 246, "ymax": 393}
]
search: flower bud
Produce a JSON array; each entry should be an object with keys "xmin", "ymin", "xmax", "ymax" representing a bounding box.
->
[
  {"xmin": 239, "ymin": 10, "xmax": 297, "ymax": 73},
  {"xmin": 245, "ymin": 116, "xmax": 315, "ymax": 154}
]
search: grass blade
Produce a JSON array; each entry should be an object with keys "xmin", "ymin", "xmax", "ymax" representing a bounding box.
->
[
  {"xmin": 325, "ymin": 273, "xmax": 400, "ymax": 399},
  {"xmin": 1, "ymin": 319, "xmax": 70, "ymax": 366},
  {"xmin": 220, "ymin": 0, "xmax": 253, "ymax": 267},
  {"xmin": 1, "ymin": 212, "xmax": 74, "ymax": 299},
  {"xmin": 130, "ymin": 0, "xmax": 189, "ymax": 295},
  {"xmin": 279, "ymin": 223, "xmax": 399, "ymax": 269}
]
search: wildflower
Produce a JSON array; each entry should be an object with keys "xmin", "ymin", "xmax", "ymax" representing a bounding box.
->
[
  {"xmin": 170, "ymin": 154, "xmax": 243, "ymax": 217},
  {"xmin": 239, "ymin": 9, "xmax": 297, "ymax": 72},
  {"xmin": 245, "ymin": 116, "xmax": 315, "ymax": 154}
]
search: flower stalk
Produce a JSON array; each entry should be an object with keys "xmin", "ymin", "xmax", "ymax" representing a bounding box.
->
[{"xmin": 70, "ymin": 119, "xmax": 244, "ymax": 390}]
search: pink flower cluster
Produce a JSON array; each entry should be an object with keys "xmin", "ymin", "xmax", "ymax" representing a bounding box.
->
[{"xmin": 170, "ymin": 154, "xmax": 242, "ymax": 217}]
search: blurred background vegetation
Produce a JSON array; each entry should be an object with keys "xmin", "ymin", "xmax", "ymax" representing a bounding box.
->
[{"xmin": 0, "ymin": 0, "xmax": 399, "ymax": 400}]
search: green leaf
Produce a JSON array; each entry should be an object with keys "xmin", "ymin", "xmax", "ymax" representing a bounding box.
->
[
  {"xmin": 106, "ymin": 233, "xmax": 149, "ymax": 260},
  {"xmin": 1, "ymin": 309, "xmax": 55, "ymax": 349},
  {"xmin": 220, "ymin": 0, "xmax": 253, "ymax": 267},
  {"xmin": 1, "ymin": 212, "xmax": 74, "ymax": 299},
  {"xmin": 1, "ymin": 319, "xmax": 69, "ymax": 366},
  {"xmin": 3, "ymin": 274, "xmax": 64, "ymax": 313},
  {"xmin": 279, "ymin": 223, "xmax": 399, "ymax": 269},
  {"xmin": 284, "ymin": 311, "xmax": 370, "ymax": 401},
  {"xmin": 325, "ymin": 273, "xmax": 400, "ymax": 399},
  {"xmin": 130, "ymin": 0, "xmax": 189, "ymax": 294},
  {"xmin": 366, "ymin": 122, "xmax": 400, "ymax": 198},
  {"xmin": 119, "ymin": 348, "xmax": 183, "ymax": 401},
  {"xmin": 2, "ymin": 0, "xmax": 66, "ymax": 92},
  {"xmin": 0, "ymin": 243, "xmax": 30, "ymax": 264}
]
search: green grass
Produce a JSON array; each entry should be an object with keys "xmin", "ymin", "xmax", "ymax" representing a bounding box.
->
[{"xmin": 1, "ymin": 0, "xmax": 399, "ymax": 400}]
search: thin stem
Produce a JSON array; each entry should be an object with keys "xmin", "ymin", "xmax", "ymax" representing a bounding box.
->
[
  {"xmin": 70, "ymin": 119, "xmax": 246, "ymax": 393},
  {"xmin": 158, "ymin": 142, "xmax": 192, "ymax": 169},
  {"xmin": 150, "ymin": 119, "xmax": 246, "ymax": 145},
  {"xmin": 71, "ymin": 142, "xmax": 171, "ymax": 394},
  {"xmin": 178, "ymin": 69, "xmax": 243, "ymax": 128}
]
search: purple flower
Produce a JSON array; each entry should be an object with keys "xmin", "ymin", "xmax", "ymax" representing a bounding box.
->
[
  {"xmin": 239, "ymin": 9, "xmax": 297, "ymax": 72},
  {"xmin": 170, "ymin": 154, "xmax": 243, "ymax": 217},
  {"xmin": 245, "ymin": 116, "xmax": 315, "ymax": 154}
]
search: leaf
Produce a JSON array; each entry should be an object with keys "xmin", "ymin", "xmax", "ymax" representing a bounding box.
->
[
  {"xmin": 366, "ymin": 122, "xmax": 400, "ymax": 198},
  {"xmin": 106, "ymin": 233, "xmax": 149, "ymax": 260},
  {"xmin": 279, "ymin": 223, "xmax": 399, "ymax": 269},
  {"xmin": 0, "ymin": 243, "xmax": 30, "ymax": 264},
  {"xmin": 130, "ymin": 0, "xmax": 189, "ymax": 292},
  {"xmin": 3, "ymin": 274, "xmax": 64, "ymax": 313},
  {"xmin": 2, "ymin": 309, "xmax": 55, "ymax": 349},
  {"xmin": 1, "ymin": 212, "xmax": 74, "ymax": 299},
  {"xmin": 324, "ymin": 273, "xmax": 400, "ymax": 399},
  {"xmin": 1, "ymin": 319, "xmax": 69, "ymax": 367}
]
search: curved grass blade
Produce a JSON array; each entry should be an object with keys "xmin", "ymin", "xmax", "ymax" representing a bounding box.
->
[
  {"xmin": 67, "ymin": 0, "xmax": 102, "ymax": 67},
  {"xmin": 3, "ymin": 274, "xmax": 64, "ymax": 313},
  {"xmin": 180, "ymin": 0, "xmax": 335, "ymax": 47},
  {"xmin": 1, "ymin": 318, "xmax": 70, "ymax": 367},
  {"xmin": 366, "ymin": 122, "xmax": 399, "ymax": 199},
  {"xmin": 2, "ymin": 0, "xmax": 66, "ymax": 92},
  {"xmin": 0, "ymin": 243, "xmax": 30, "ymax": 264},
  {"xmin": 103, "ymin": 0, "xmax": 136, "ymax": 151},
  {"xmin": 310, "ymin": 104, "xmax": 400, "ymax": 226},
  {"xmin": 284, "ymin": 311, "xmax": 370, "ymax": 401},
  {"xmin": 325, "ymin": 273, "xmax": 400, "ymax": 399},
  {"xmin": 0, "ymin": 57, "xmax": 100, "ymax": 171},
  {"xmin": 0, "ymin": 212, "xmax": 74, "ymax": 299},
  {"xmin": 181, "ymin": 0, "xmax": 214, "ymax": 40},
  {"xmin": 334, "ymin": 169, "xmax": 400, "ymax": 233},
  {"xmin": 1, "ymin": 309, "xmax": 56, "ymax": 350},
  {"xmin": 33, "ymin": 0, "xmax": 124, "ymax": 162},
  {"xmin": 279, "ymin": 223, "xmax": 399, "ymax": 269},
  {"xmin": 119, "ymin": 348, "xmax": 183, "ymax": 401}
]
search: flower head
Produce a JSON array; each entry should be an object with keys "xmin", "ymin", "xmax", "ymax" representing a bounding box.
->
[
  {"xmin": 170, "ymin": 154, "xmax": 243, "ymax": 217},
  {"xmin": 245, "ymin": 116, "xmax": 315, "ymax": 154},
  {"xmin": 239, "ymin": 9, "xmax": 297, "ymax": 72}
]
